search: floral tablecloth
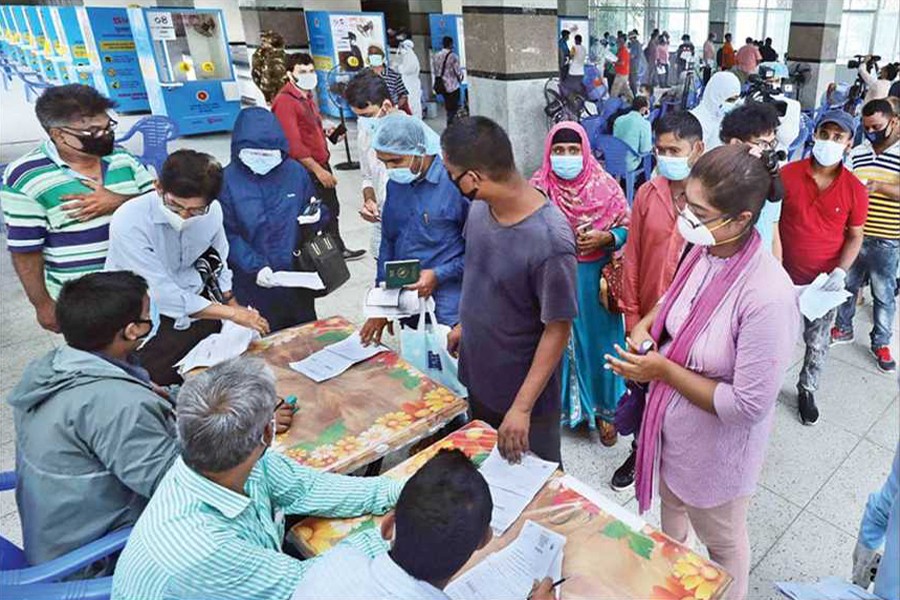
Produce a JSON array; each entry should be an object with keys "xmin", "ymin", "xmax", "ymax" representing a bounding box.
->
[
  {"xmin": 290, "ymin": 420, "xmax": 733, "ymax": 600},
  {"xmin": 247, "ymin": 316, "xmax": 468, "ymax": 474}
]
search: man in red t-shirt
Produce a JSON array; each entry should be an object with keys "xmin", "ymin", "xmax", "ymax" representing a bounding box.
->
[
  {"xmin": 779, "ymin": 110, "xmax": 868, "ymax": 425},
  {"xmin": 272, "ymin": 53, "xmax": 365, "ymax": 260},
  {"xmin": 610, "ymin": 32, "xmax": 634, "ymax": 101}
]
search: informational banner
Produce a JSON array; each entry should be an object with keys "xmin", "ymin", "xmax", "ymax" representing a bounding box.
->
[
  {"xmin": 558, "ymin": 17, "xmax": 589, "ymax": 51},
  {"xmin": 305, "ymin": 11, "xmax": 387, "ymax": 118},
  {"xmin": 84, "ymin": 7, "xmax": 149, "ymax": 113}
]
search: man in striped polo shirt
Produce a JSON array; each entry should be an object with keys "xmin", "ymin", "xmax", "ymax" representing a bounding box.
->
[
  {"xmin": 1, "ymin": 84, "xmax": 154, "ymax": 332},
  {"xmin": 833, "ymin": 99, "xmax": 900, "ymax": 373}
]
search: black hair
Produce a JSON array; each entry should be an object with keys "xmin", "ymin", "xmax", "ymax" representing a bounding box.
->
[
  {"xmin": 574, "ymin": 34, "xmax": 582, "ymax": 44},
  {"xmin": 57, "ymin": 271, "xmax": 148, "ymax": 351},
  {"xmin": 35, "ymin": 84, "xmax": 116, "ymax": 132},
  {"xmin": 551, "ymin": 127, "xmax": 582, "ymax": 145},
  {"xmin": 617, "ymin": 31, "xmax": 626, "ymax": 41},
  {"xmin": 689, "ymin": 144, "xmax": 769, "ymax": 224},
  {"xmin": 708, "ymin": 32, "xmax": 716, "ymax": 40},
  {"xmin": 682, "ymin": 34, "xmax": 690, "ymax": 41},
  {"xmin": 719, "ymin": 101, "xmax": 780, "ymax": 143},
  {"xmin": 390, "ymin": 450, "xmax": 492, "ymax": 583},
  {"xmin": 160, "ymin": 149, "xmax": 222, "ymax": 202},
  {"xmin": 441, "ymin": 116, "xmax": 516, "ymax": 180},
  {"xmin": 286, "ymin": 52, "xmax": 314, "ymax": 71},
  {"xmin": 653, "ymin": 109, "xmax": 703, "ymax": 142},
  {"xmin": 560, "ymin": 29, "xmax": 570, "ymax": 38},
  {"xmin": 765, "ymin": 37, "xmax": 772, "ymax": 45},
  {"xmin": 442, "ymin": 35, "xmax": 454, "ymax": 49},
  {"xmin": 725, "ymin": 32, "xmax": 732, "ymax": 40},
  {"xmin": 603, "ymin": 31, "xmax": 610, "ymax": 37},
  {"xmin": 632, "ymin": 96, "xmax": 650, "ymax": 111},
  {"xmin": 344, "ymin": 71, "xmax": 391, "ymax": 109},
  {"xmin": 883, "ymin": 63, "xmax": 899, "ymax": 81},
  {"xmin": 862, "ymin": 98, "xmax": 896, "ymax": 118},
  {"xmin": 746, "ymin": 37, "xmax": 753, "ymax": 44}
]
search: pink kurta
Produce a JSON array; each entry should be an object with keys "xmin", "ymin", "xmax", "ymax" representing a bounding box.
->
[{"xmin": 659, "ymin": 247, "xmax": 800, "ymax": 508}]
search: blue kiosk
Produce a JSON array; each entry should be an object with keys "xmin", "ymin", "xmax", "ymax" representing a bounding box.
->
[{"xmin": 129, "ymin": 7, "xmax": 240, "ymax": 135}]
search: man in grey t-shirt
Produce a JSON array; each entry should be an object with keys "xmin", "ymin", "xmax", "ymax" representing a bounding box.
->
[{"xmin": 441, "ymin": 117, "xmax": 578, "ymax": 464}]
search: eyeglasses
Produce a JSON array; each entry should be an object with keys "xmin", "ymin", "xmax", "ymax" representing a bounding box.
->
[
  {"xmin": 59, "ymin": 118, "xmax": 118, "ymax": 139},
  {"xmin": 163, "ymin": 193, "xmax": 211, "ymax": 218}
]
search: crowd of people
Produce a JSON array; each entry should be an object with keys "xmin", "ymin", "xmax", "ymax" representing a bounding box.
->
[{"xmin": 0, "ymin": 25, "xmax": 898, "ymax": 600}]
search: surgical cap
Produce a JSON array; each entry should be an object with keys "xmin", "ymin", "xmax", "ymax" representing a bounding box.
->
[{"xmin": 371, "ymin": 112, "xmax": 442, "ymax": 156}]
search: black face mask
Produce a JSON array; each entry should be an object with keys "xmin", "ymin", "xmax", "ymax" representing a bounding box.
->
[
  {"xmin": 864, "ymin": 125, "xmax": 892, "ymax": 146},
  {"xmin": 64, "ymin": 131, "xmax": 115, "ymax": 157},
  {"xmin": 450, "ymin": 170, "xmax": 478, "ymax": 201}
]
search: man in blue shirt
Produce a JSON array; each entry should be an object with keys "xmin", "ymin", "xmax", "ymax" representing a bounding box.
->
[
  {"xmin": 360, "ymin": 113, "xmax": 468, "ymax": 345},
  {"xmin": 612, "ymin": 96, "xmax": 653, "ymax": 173}
]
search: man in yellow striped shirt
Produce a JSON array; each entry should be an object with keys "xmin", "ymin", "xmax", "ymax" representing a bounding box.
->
[{"xmin": 833, "ymin": 99, "xmax": 900, "ymax": 373}]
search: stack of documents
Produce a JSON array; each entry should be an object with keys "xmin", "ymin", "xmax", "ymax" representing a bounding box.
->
[
  {"xmin": 176, "ymin": 321, "xmax": 259, "ymax": 375},
  {"xmin": 268, "ymin": 271, "xmax": 325, "ymax": 290},
  {"xmin": 479, "ymin": 448, "xmax": 559, "ymax": 534},
  {"xmin": 446, "ymin": 520, "xmax": 565, "ymax": 600},
  {"xmin": 289, "ymin": 333, "xmax": 387, "ymax": 383},
  {"xmin": 775, "ymin": 577, "xmax": 879, "ymax": 600},
  {"xmin": 363, "ymin": 287, "xmax": 424, "ymax": 319},
  {"xmin": 797, "ymin": 273, "xmax": 853, "ymax": 321}
]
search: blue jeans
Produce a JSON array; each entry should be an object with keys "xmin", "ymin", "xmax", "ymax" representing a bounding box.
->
[{"xmin": 835, "ymin": 237, "xmax": 900, "ymax": 348}]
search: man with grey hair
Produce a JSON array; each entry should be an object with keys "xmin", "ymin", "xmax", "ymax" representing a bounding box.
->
[
  {"xmin": 112, "ymin": 356, "xmax": 404, "ymax": 600},
  {"xmin": 0, "ymin": 84, "xmax": 154, "ymax": 333}
]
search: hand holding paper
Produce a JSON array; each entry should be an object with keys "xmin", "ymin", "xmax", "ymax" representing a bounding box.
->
[{"xmin": 797, "ymin": 272, "xmax": 852, "ymax": 321}]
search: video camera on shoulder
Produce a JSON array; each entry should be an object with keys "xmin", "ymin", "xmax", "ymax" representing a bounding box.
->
[
  {"xmin": 743, "ymin": 67, "xmax": 788, "ymax": 117},
  {"xmin": 847, "ymin": 54, "xmax": 880, "ymax": 70}
]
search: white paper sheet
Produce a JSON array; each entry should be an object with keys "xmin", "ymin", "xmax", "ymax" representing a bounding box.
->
[
  {"xmin": 289, "ymin": 333, "xmax": 387, "ymax": 383},
  {"xmin": 446, "ymin": 521, "xmax": 566, "ymax": 600},
  {"xmin": 175, "ymin": 320, "xmax": 259, "ymax": 375},
  {"xmin": 479, "ymin": 448, "xmax": 558, "ymax": 534},
  {"xmin": 269, "ymin": 270, "xmax": 325, "ymax": 290},
  {"xmin": 775, "ymin": 577, "xmax": 879, "ymax": 600},
  {"xmin": 797, "ymin": 273, "xmax": 853, "ymax": 321},
  {"xmin": 362, "ymin": 287, "xmax": 423, "ymax": 319}
]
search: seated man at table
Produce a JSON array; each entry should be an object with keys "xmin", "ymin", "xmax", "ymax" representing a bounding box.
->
[
  {"xmin": 105, "ymin": 150, "xmax": 270, "ymax": 385},
  {"xmin": 360, "ymin": 113, "xmax": 469, "ymax": 345},
  {"xmin": 111, "ymin": 357, "xmax": 403, "ymax": 600},
  {"xmin": 294, "ymin": 449, "xmax": 556, "ymax": 600},
  {"xmin": 8, "ymin": 271, "xmax": 179, "ymax": 576}
]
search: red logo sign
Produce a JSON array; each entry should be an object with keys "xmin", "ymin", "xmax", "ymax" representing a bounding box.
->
[{"xmin": 196, "ymin": 90, "xmax": 209, "ymax": 102}]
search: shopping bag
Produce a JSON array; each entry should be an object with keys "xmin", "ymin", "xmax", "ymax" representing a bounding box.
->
[{"xmin": 399, "ymin": 300, "xmax": 468, "ymax": 398}]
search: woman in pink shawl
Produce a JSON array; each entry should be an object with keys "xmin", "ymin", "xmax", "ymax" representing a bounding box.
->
[
  {"xmin": 530, "ymin": 121, "xmax": 630, "ymax": 447},
  {"xmin": 605, "ymin": 145, "xmax": 799, "ymax": 600}
]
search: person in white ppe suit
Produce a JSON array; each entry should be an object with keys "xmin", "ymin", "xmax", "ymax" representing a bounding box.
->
[
  {"xmin": 398, "ymin": 40, "xmax": 423, "ymax": 119},
  {"xmin": 690, "ymin": 71, "xmax": 742, "ymax": 151}
]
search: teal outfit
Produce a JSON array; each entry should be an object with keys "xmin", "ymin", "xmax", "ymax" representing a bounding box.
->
[
  {"xmin": 562, "ymin": 227, "xmax": 628, "ymax": 428},
  {"xmin": 754, "ymin": 199, "xmax": 782, "ymax": 253},
  {"xmin": 612, "ymin": 110, "xmax": 653, "ymax": 172}
]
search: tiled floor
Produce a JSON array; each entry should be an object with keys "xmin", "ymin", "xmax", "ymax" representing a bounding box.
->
[{"xmin": 1, "ymin": 78, "xmax": 897, "ymax": 597}]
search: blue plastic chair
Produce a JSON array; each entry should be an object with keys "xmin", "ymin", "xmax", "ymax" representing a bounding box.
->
[
  {"xmin": 787, "ymin": 113, "xmax": 814, "ymax": 160},
  {"xmin": 0, "ymin": 471, "xmax": 131, "ymax": 600},
  {"xmin": 593, "ymin": 134, "xmax": 652, "ymax": 206},
  {"xmin": 116, "ymin": 116, "xmax": 179, "ymax": 175}
]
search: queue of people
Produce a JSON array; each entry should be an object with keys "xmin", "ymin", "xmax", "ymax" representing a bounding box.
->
[{"xmin": 0, "ymin": 36, "xmax": 898, "ymax": 598}]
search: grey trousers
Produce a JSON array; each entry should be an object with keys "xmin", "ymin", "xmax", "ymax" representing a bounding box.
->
[
  {"xmin": 798, "ymin": 308, "xmax": 837, "ymax": 393},
  {"xmin": 470, "ymin": 398, "xmax": 562, "ymax": 464}
]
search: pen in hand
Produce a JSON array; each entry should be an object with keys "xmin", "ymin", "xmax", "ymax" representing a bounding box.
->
[{"xmin": 527, "ymin": 577, "xmax": 566, "ymax": 600}]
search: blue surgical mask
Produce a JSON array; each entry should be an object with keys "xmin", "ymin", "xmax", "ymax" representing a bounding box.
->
[
  {"xmin": 369, "ymin": 54, "xmax": 384, "ymax": 67},
  {"xmin": 657, "ymin": 155, "xmax": 692, "ymax": 181},
  {"xmin": 387, "ymin": 166, "xmax": 419, "ymax": 184},
  {"xmin": 238, "ymin": 148, "xmax": 283, "ymax": 176},
  {"xmin": 550, "ymin": 155, "xmax": 584, "ymax": 180}
]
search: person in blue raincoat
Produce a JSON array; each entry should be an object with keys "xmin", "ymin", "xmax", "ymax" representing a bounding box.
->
[{"xmin": 219, "ymin": 107, "xmax": 322, "ymax": 331}]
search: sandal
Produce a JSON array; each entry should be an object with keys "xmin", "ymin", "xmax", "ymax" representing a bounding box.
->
[{"xmin": 598, "ymin": 419, "xmax": 618, "ymax": 447}]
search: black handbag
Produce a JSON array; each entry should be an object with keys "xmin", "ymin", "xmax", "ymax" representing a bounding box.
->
[
  {"xmin": 293, "ymin": 231, "xmax": 350, "ymax": 296},
  {"xmin": 433, "ymin": 51, "xmax": 451, "ymax": 96}
]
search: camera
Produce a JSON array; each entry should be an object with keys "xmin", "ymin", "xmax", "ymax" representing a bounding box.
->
[
  {"xmin": 761, "ymin": 148, "xmax": 787, "ymax": 173},
  {"xmin": 848, "ymin": 54, "xmax": 880, "ymax": 69},
  {"xmin": 743, "ymin": 70, "xmax": 788, "ymax": 117}
]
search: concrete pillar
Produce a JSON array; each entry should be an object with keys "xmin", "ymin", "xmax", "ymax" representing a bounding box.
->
[
  {"xmin": 785, "ymin": 0, "xmax": 843, "ymax": 109},
  {"xmin": 708, "ymin": 0, "xmax": 728, "ymax": 42},
  {"xmin": 558, "ymin": 0, "xmax": 587, "ymax": 18},
  {"xmin": 461, "ymin": 0, "xmax": 558, "ymax": 175}
]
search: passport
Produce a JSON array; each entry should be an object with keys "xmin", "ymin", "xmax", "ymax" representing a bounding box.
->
[{"xmin": 385, "ymin": 259, "xmax": 420, "ymax": 289}]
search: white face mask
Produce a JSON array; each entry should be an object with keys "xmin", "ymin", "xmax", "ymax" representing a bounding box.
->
[
  {"xmin": 294, "ymin": 72, "xmax": 317, "ymax": 91},
  {"xmin": 369, "ymin": 54, "xmax": 384, "ymax": 67},
  {"xmin": 812, "ymin": 139, "xmax": 846, "ymax": 167},
  {"xmin": 239, "ymin": 148, "xmax": 283, "ymax": 176},
  {"xmin": 160, "ymin": 199, "xmax": 186, "ymax": 232},
  {"xmin": 677, "ymin": 205, "xmax": 731, "ymax": 246}
]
